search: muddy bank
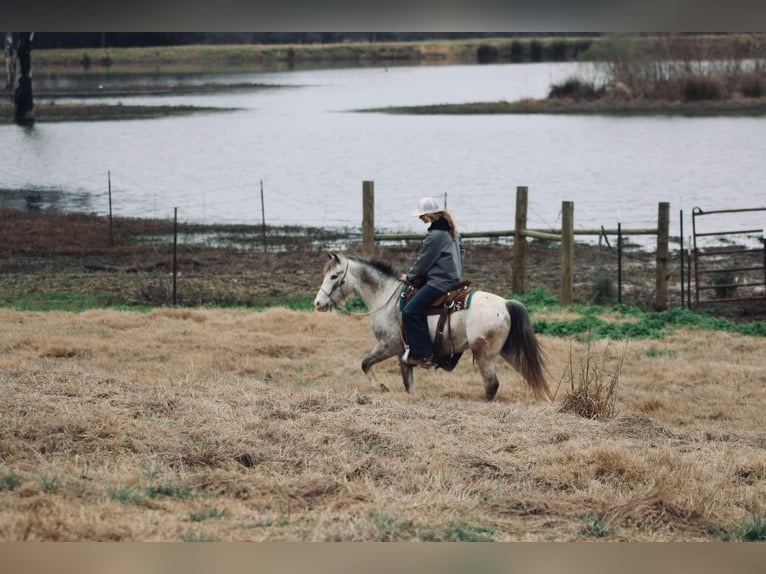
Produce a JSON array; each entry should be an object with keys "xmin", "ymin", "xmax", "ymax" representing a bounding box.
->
[{"xmin": 0, "ymin": 210, "xmax": 662, "ymax": 310}]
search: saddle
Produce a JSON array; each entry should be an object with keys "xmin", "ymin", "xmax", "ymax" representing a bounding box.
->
[
  {"xmin": 400, "ymin": 281, "xmax": 475, "ymax": 371},
  {"xmin": 400, "ymin": 280, "xmax": 473, "ymax": 314}
]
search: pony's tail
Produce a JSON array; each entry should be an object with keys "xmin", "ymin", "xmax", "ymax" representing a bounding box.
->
[{"xmin": 502, "ymin": 300, "xmax": 554, "ymax": 402}]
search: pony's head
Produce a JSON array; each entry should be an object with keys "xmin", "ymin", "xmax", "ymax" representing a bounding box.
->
[{"xmin": 314, "ymin": 252, "xmax": 349, "ymax": 312}]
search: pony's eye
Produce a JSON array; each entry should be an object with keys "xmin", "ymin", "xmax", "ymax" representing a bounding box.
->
[{"xmin": 330, "ymin": 273, "xmax": 339, "ymax": 280}]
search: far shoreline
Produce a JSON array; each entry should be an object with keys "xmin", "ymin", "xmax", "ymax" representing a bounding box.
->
[
  {"xmin": 5, "ymin": 36, "xmax": 765, "ymax": 122},
  {"xmin": 4, "ymin": 94, "xmax": 766, "ymax": 124},
  {"xmin": 358, "ymin": 97, "xmax": 766, "ymax": 117},
  {"xmin": 0, "ymin": 103, "xmax": 232, "ymax": 124}
]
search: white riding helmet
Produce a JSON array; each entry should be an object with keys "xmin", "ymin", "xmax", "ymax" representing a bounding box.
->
[{"xmin": 412, "ymin": 196, "xmax": 442, "ymax": 217}]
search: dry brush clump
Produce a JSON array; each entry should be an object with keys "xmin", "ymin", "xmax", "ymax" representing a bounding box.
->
[{"xmin": 559, "ymin": 341, "xmax": 625, "ymax": 420}]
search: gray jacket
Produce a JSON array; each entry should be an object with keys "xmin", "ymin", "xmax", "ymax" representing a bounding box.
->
[{"xmin": 405, "ymin": 218, "xmax": 465, "ymax": 293}]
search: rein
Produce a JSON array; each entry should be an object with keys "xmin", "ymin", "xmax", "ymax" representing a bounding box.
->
[{"xmin": 334, "ymin": 280, "xmax": 403, "ymax": 317}]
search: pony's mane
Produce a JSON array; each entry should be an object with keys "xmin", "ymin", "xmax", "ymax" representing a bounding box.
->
[{"xmin": 349, "ymin": 256, "xmax": 399, "ymax": 279}]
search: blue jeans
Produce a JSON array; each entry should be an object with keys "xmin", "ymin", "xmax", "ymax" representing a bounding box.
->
[{"xmin": 402, "ymin": 284, "xmax": 443, "ymax": 359}]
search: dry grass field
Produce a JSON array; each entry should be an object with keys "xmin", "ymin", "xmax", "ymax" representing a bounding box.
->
[{"xmin": 1, "ymin": 304, "xmax": 765, "ymax": 542}]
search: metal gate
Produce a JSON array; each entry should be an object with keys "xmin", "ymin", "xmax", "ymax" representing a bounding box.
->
[{"xmin": 691, "ymin": 207, "xmax": 766, "ymax": 307}]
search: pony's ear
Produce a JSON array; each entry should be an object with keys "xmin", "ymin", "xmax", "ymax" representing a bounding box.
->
[{"xmin": 326, "ymin": 251, "xmax": 340, "ymax": 262}]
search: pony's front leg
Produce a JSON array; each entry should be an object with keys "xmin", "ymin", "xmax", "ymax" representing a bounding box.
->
[
  {"xmin": 399, "ymin": 361, "xmax": 414, "ymax": 394},
  {"xmin": 361, "ymin": 343, "xmax": 400, "ymax": 393}
]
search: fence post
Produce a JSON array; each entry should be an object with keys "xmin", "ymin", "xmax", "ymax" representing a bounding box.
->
[
  {"xmin": 617, "ymin": 218, "xmax": 622, "ymax": 304},
  {"xmin": 172, "ymin": 207, "xmax": 178, "ymax": 307},
  {"xmin": 560, "ymin": 201, "xmax": 574, "ymax": 305},
  {"xmin": 655, "ymin": 201, "xmax": 670, "ymax": 310},
  {"xmin": 512, "ymin": 186, "xmax": 528, "ymax": 294},
  {"xmin": 679, "ymin": 209, "xmax": 684, "ymax": 308},
  {"xmin": 108, "ymin": 171, "xmax": 113, "ymax": 246},
  {"xmin": 260, "ymin": 179, "xmax": 267, "ymax": 254},
  {"xmin": 362, "ymin": 181, "xmax": 375, "ymax": 257}
]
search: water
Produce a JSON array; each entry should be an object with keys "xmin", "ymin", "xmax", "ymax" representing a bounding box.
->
[{"xmin": 1, "ymin": 61, "xmax": 765, "ymax": 248}]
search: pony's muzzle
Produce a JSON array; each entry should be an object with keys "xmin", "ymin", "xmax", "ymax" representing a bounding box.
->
[{"xmin": 314, "ymin": 298, "xmax": 333, "ymax": 312}]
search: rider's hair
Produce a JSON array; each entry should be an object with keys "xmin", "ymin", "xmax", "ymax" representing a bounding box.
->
[{"xmin": 435, "ymin": 210, "xmax": 458, "ymax": 240}]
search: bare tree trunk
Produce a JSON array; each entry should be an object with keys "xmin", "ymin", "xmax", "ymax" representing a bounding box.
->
[
  {"xmin": 14, "ymin": 32, "xmax": 34, "ymax": 126},
  {"xmin": 4, "ymin": 33, "xmax": 14, "ymax": 89}
]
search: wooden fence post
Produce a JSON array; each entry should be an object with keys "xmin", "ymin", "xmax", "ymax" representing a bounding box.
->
[
  {"xmin": 172, "ymin": 207, "xmax": 178, "ymax": 306},
  {"xmin": 560, "ymin": 201, "xmax": 574, "ymax": 305},
  {"xmin": 512, "ymin": 186, "xmax": 528, "ymax": 294},
  {"xmin": 362, "ymin": 181, "xmax": 375, "ymax": 257},
  {"xmin": 655, "ymin": 201, "xmax": 670, "ymax": 310}
]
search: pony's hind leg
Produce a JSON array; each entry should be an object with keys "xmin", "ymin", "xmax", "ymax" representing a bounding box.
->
[
  {"xmin": 479, "ymin": 363, "xmax": 500, "ymax": 401},
  {"xmin": 474, "ymin": 349, "xmax": 500, "ymax": 401}
]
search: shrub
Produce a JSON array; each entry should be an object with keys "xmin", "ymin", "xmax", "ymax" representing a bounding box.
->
[
  {"xmin": 711, "ymin": 271, "xmax": 738, "ymax": 299},
  {"xmin": 738, "ymin": 72, "xmax": 766, "ymax": 97},
  {"xmin": 548, "ymin": 77, "xmax": 605, "ymax": 100},
  {"xmin": 548, "ymin": 40, "xmax": 569, "ymax": 62},
  {"xmin": 682, "ymin": 74, "xmax": 726, "ymax": 101},
  {"xmin": 510, "ymin": 41, "xmax": 524, "ymax": 63},
  {"xmin": 476, "ymin": 44, "xmax": 499, "ymax": 64},
  {"xmin": 590, "ymin": 275, "xmax": 616, "ymax": 305}
]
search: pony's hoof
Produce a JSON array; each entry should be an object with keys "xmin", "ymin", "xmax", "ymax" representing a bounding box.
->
[{"xmin": 379, "ymin": 383, "xmax": 390, "ymax": 393}]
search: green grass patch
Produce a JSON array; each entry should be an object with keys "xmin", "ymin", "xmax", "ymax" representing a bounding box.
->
[
  {"xmin": 517, "ymin": 287, "xmax": 766, "ymax": 341},
  {"xmin": 291, "ymin": 365, "xmax": 320, "ymax": 388},
  {"xmin": 579, "ymin": 514, "xmax": 611, "ymax": 538},
  {"xmin": 368, "ymin": 513, "xmax": 495, "ymax": 541},
  {"xmin": 0, "ymin": 290, "xmax": 117, "ymax": 312},
  {"xmin": 426, "ymin": 521, "xmax": 496, "ymax": 542},
  {"xmin": 243, "ymin": 504, "xmax": 294, "ymax": 529},
  {"xmin": 145, "ymin": 482, "xmax": 194, "ymax": 500},
  {"xmin": 108, "ymin": 486, "xmax": 154, "ymax": 508},
  {"xmin": 280, "ymin": 295, "xmax": 316, "ymax": 311},
  {"xmin": 181, "ymin": 531, "xmax": 220, "ymax": 542},
  {"xmin": 39, "ymin": 475, "xmax": 60, "ymax": 493},
  {"xmin": 532, "ymin": 312, "xmax": 666, "ymax": 340},
  {"xmin": 644, "ymin": 347, "xmax": 678, "ymax": 358},
  {"xmin": 243, "ymin": 516, "xmax": 292, "ymax": 529},
  {"xmin": 188, "ymin": 508, "xmax": 225, "ymax": 522},
  {"xmin": 109, "ymin": 482, "xmax": 194, "ymax": 507},
  {"xmin": 514, "ymin": 285, "xmax": 560, "ymax": 309},
  {"xmin": 0, "ymin": 472, "xmax": 23, "ymax": 492},
  {"xmin": 714, "ymin": 515, "xmax": 766, "ymax": 541}
]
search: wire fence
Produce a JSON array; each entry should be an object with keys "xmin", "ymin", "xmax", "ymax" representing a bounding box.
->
[
  {"xmin": 5, "ymin": 169, "xmax": 754, "ymax": 312},
  {"xmin": 0, "ymin": 166, "xmax": 669, "ymax": 246}
]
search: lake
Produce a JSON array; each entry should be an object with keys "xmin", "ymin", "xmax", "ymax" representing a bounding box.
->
[{"xmin": 1, "ymin": 61, "xmax": 765, "ymax": 249}]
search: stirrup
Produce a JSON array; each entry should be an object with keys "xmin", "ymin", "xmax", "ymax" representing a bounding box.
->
[{"xmin": 400, "ymin": 347, "xmax": 435, "ymax": 368}]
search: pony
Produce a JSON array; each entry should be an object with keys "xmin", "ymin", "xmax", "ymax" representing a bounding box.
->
[{"xmin": 313, "ymin": 252, "xmax": 553, "ymax": 402}]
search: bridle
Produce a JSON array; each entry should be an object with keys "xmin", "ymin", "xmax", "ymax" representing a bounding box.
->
[
  {"xmin": 320, "ymin": 259, "xmax": 350, "ymax": 304},
  {"xmin": 320, "ymin": 260, "xmax": 403, "ymax": 317}
]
